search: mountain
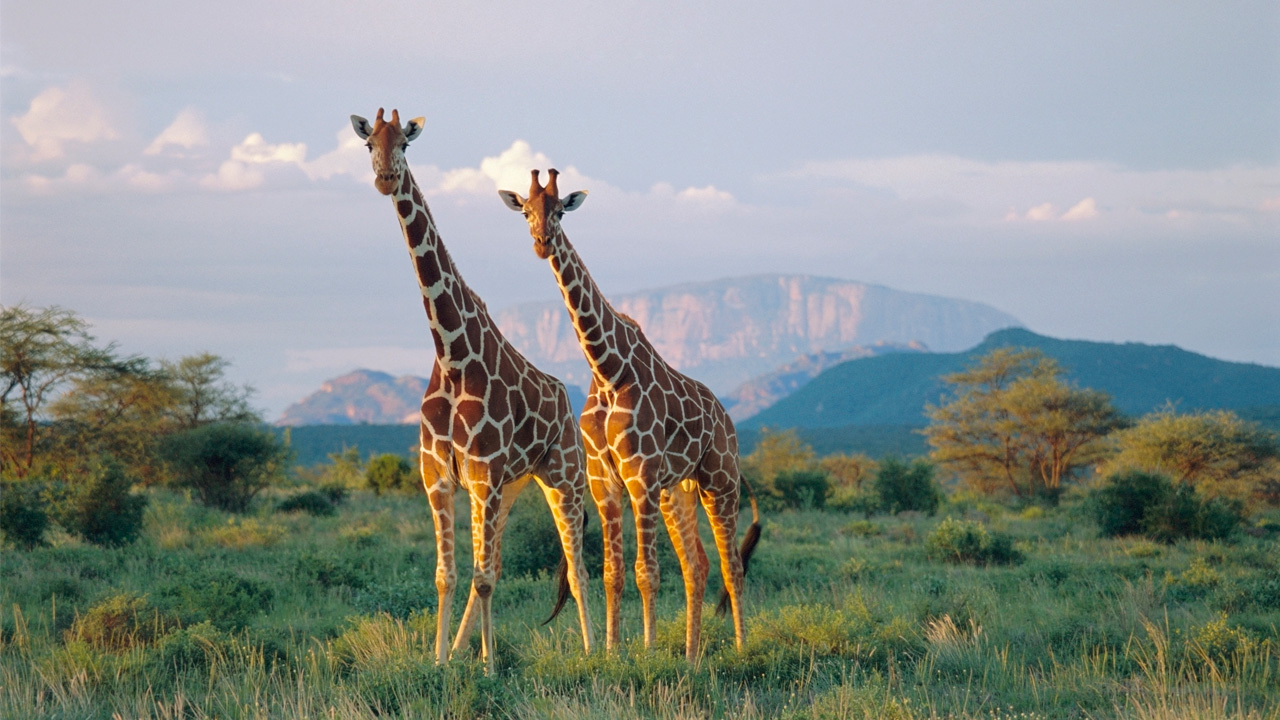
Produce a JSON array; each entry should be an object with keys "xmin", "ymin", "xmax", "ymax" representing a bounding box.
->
[
  {"xmin": 277, "ymin": 370, "xmax": 428, "ymax": 426},
  {"xmin": 722, "ymin": 341, "xmax": 929, "ymax": 422},
  {"xmin": 743, "ymin": 328, "xmax": 1280, "ymax": 431},
  {"xmin": 276, "ymin": 369, "xmax": 589, "ymax": 426},
  {"xmin": 493, "ymin": 274, "xmax": 1022, "ymax": 394}
]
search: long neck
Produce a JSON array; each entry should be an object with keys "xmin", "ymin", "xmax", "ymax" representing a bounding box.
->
[
  {"xmin": 392, "ymin": 168, "xmax": 482, "ymax": 369},
  {"xmin": 546, "ymin": 230, "xmax": 641, "ymax": 387}
]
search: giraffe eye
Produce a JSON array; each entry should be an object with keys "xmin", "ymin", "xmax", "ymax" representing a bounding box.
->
[
  {"xmin": 522, "ymin": 212, "xmax": 529, "ymax": 218},
  {"xmin": 555, "ymin": 211, "xmax": 565, "ymax": 220},
  {"xmin": 365, "ymin": 142, "xmax": 372, "ymax": 153},
  {"xmin": 400, "ymin": 143, "xmax": 408, "ymax": 151}
]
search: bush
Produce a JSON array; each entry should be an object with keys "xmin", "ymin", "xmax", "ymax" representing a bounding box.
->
[
  {"xmin": 366, "ymin": 454, "xmax": 414, "ymax": 495},
  {"xmin": 773, "ymin": 469, "xmax": 831, "ymax": 510},
  {"xmin": 42, "ymin": 458, "xmax": 147, "ymax": 546},
  {"xmin": 158, "ymin": 570, "xmax": 275, "ymax": 631},
  {"xmin": 874, "ymin": 457, "xmax": 941, "ymax": 516},
  {"xmin": 925, "ymin": 517, "xmax": 1022, "ymax": 566},
  {"xmin": 1089, "ymin": 470, "xmax": 1244, "ymax": 542},
  {"xmin": 275, "ymin": 489, "xmax": 336, "ymax": 516},
  {"xmin": 0, "ymin": 480, "xmax": 49, "ymax": 548},
  {"xmin": 161, "ymin": 423, "xmax": 292, "ymax": 512},
  {"xmin": 66, "ymin": 592, "xmax": 178, "ymax": 650}
]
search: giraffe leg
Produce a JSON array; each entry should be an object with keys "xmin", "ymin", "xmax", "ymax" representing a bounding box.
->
[
  {"xmin": 536, "ymin": 478, "xmax": 594, "ymax": 653},
  {"xmin": 698, "ymin": 468, "xmax": 747, "ymax": 649},
  {"xmin": 452, "ymin": 476, "xmax": 528, "ymax": 657},
  {"xmin": 626, "ymin": 477, "xmax": 664, "ymax": 650},
  {"xmin": 423, "ymin": 457, "xmax": 458, "ymax": 665},
  {"xmin": 588, "ymin": 461, "xmax": 626, "ymax": 652},
  {"xmin": 660, "ymin": 480, "xmax": 709, "ymax": 663},
  {"xmin": 466, "ymin": 478, "xmax": 504, "ymax": 676}
]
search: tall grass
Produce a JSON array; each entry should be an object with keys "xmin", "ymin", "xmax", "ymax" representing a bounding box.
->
[{"xmin": 1, "ymin": 488, "xmax": 1277, "ymax": 718}]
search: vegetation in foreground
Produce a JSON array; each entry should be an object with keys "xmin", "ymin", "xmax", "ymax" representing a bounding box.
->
[{"xmin": 3, "ymin": 481, "xmax": 1278, "ymax": 719}]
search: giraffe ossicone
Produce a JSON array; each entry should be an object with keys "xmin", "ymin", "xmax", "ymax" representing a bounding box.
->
[
  {"xmin": 353, "ymin": 112, "xmax": 594, "ymax": 675},
  {"xmin": 499, "ymin": 168, "xmax": 761, "ymax": 662}
]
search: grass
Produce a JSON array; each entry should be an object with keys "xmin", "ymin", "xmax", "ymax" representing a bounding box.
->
[{"xmin": 2, "ymin": 486, "xmax": 1277, "ymax": 719}]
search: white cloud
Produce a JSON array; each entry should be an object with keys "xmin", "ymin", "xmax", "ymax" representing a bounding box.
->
[
  {"xmin": 1025, "ymin": 202, "xmax": 1058, "ymax": 221},
  {"xmin": 10, "ymin": 81, "xmax": 118, "ymax": 161},
  {"xmin": 1061, "ymin": 197, "xmax": 1099, "ymax": 221},
  {"xmin": 116, "ymin": 164, "xmax": 176, "ymax": 192},
  {"xmin": 143, "ymin": 107, "xmax": 209, "ymax": 156},
  {"xmin": 301, "ymin": 126, "xmax": 368, "ymax": 181},
  {"xmin": 440, "ymin": 140, "xmax": 560, "ymax": 195},
  {"xmin": 230, "ymin": 133, "xmax": 306, "ymax": 164},
  {"xmin": 200, "ymin": 159, "xmax": 265, "ymax": 191}
]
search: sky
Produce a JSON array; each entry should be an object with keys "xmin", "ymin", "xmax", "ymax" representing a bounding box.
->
[{"xmin": 2, "ymin": 0, "xmax": 1278, "ymax": 419}]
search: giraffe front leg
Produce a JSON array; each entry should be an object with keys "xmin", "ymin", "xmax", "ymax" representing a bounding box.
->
[
  {"xmin": 661, "ymin": 481, "xmax": 709, "ymax": 663},
  {"xmin": 452, "ymin": 477, "xmax": 527, "ymax": 657},
  {"xmin": 424, "ymin": 469, "xmax": 457, "ymax": 665},
  {"xmin": 467, "ymin": 479, "xmax": 504, "ymax": 676},
  {"xmin": 590, "ymin": 471, "xmax": 625, "ymax": 652},
  {"xmin": 627, "ymin": 479, "xmax": 663, "ymax": 650}
]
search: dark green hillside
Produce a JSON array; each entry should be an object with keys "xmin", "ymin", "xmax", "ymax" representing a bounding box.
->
[
  {"xmin": 275, "ymin": 424, "xmax": 420, "ymax": 467},
  {"xmin": 744, "ymin": 328, "xmax": 1280, "ymax": 430}
]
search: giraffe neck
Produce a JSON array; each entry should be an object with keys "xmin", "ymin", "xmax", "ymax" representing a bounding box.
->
[
  {"xmin": 546, "ymin": 230, "xmax": 641, "ymax": 388},
  {"xmin": 392, "ymin": 168, "xmax": 483, "ymax": 370}
]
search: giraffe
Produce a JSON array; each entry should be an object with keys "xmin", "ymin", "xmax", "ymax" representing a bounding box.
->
[
  {"xmin": 351, "ymin": 111, "xmax": 593, "ymax": 673},
  {"xmin": 499, "ymin": 169, "xmax": 760, "ymax": 662}
]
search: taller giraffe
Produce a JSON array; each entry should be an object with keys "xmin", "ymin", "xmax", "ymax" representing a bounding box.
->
[
  {"xmin": 500, "ymin": 169, "xmax": 760, "ymax": 662},
  {"xmin": 352, "ymin": 111, "xmax": 593, "ymax": 673}
]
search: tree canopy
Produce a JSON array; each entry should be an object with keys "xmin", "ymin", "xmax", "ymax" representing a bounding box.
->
[{"xmin": 924, "ymin": 347, "xmax": 1125, "ymax": 501}]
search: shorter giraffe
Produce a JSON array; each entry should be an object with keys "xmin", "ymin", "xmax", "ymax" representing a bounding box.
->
[
  {"xmin": 353, "ymin": 111, "xmax": 593, "ymax": 674},
  {"xmin": 500, "ymin": 169, "xmax": 760, "ymax": 662}
]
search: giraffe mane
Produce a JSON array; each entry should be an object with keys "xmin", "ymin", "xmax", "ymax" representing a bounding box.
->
[{"xmin": 465, "ymin": 286, "xmax": 488, "ymax": 312}]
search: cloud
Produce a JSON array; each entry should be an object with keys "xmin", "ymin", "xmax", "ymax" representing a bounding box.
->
[
  {"xmin": 439, "ymin": 140, "xmax": 561, "ymax": 195},
  {"xmin": 199, "ymin": 132, "xmax": 308, "ymax": 191},
  {"xmin": 301, "ymin": 126, "xmax": 368, "ymax": 181},
  {"xmin": 24, "ymin": 162, "xmax": 180, "ymax": 194},
  {"xmin": 10, "ymin": 81, "xmax": 118, "ymax": 160},
  {"xmin": 143, "ymin": 107, "xmax": 209, "ymax": 156},
  {"xmin": 1024, "ymin": 202, "xmax": 1058, "ymax": 221},
  {"xmin": 1061, "ymin": 197, "xmax": 1099, "ymax": 221}
]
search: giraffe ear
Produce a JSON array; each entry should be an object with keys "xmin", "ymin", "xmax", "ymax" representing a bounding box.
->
[
  {"xmin": 350, "ymin": 115, "xmax": 373, "ymax": 140},
  {"xmin": 498, "ymin": 190, "xmax": 526, "ymax": 212},
  {"xmin": 562, "ymin": 190, "xmax": 588, "ymax": 211},
  {"xmin": 404, "ymin": 117, "xmax": 426, "ymax": 142}
]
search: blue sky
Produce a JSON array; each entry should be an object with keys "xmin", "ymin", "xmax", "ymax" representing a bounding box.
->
[{"xmin": 3, "ymin": 0, "xmax": 1277, "ymax": 418}]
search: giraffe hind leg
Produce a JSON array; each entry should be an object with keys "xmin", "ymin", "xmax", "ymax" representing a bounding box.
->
[{"xmin": 660, "ymin": 481, "xmax": 708, "ymax": 663}]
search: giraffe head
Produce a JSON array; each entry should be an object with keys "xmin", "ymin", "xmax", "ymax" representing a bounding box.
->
[
  {"xmin": 350, "ymin": 108, "xmax": 426, "ymax": 196},
  {"xmin": 498, "ymin": 169, "xmax": 588, "ymax": 259}
]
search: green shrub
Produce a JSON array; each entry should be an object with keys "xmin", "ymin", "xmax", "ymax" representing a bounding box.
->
[
  {"xmin": 293, "ymin": 551, "xmax": 366, "ymax": 590},
  {"xmin": 352, "ymin": 572, "xmax": 436, "ymax": 618},
  {"xmin": 275, "ymin": 489, "xmax": 336, "ymax": 516},
  {"xmin": 0, "ymin": 480, "xmax": 49, "ymax": 548},
  {"xmin": 873, "ymin": 457, "xmax": 941, "ymax": 515},
  {"xmin": 773, "ymin": 469, "xmax": 831, "ymax": 510},
  {"xmin": 1090, "ymin": 470, "xmax": 1243, "ymax": 542},
  {"xmin": 66, "ymin": 592, "xmax": 177, "ymax": 650},
  {"xmin": 925, "ymin": 517, "xmax": 1022, "ymax": 566},
  {"xmin": 365, "ymin": 454, "xmax": 413, "ymax": 495},
  {"xmin": 45, "ymin": 458, "xmax": 147, "ymax": 546},
  {"xmin": 161, "ymin": 423, "xmax": 291, "ymax": 512},
  {"xmin": 148, "ymin": 621, "xmax": 230, "ymax": 675},
  {"xmin": 158, "ymin": 569, "xmax": 274, "ymax": 631}
]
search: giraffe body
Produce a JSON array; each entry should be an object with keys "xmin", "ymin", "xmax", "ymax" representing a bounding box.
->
[
  {"xmin": 501, "ymin": 170, "xmax": 758, "ymax": 661},
  {"xmin": 353, "ymin": 112, "xmax": 593, "ymax": 674}
]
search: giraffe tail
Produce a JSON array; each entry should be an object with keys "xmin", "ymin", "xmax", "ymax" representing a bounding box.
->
[
  {"xmin": 542, "ymin": 510, "xmax": 589, "ymax": 626},
  {"xmin": 716, "ymin": 475, "xmax": 761, "ymax": 617}
]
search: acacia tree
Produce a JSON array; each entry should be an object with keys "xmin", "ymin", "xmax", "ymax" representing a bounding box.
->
[
  {"xmin": 925, "ymin": 347, "xmax": 1124, "ymax": 501},
  {"xmin": 161, "ymin": 353, "xmax": 258, "ymax": 429},
  {"xmin": 1, "ymin": 305, "xmax": 136, "ymax": 477},
  {"xmin": 1099, "ymin": 407, "xmax": 1279, "ymax": 508}
]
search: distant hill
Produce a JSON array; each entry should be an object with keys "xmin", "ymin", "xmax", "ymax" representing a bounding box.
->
[
  {"xmin": 743, "ymin": 328, "xmax": 1280, "ymax": 431},
  {"xmin": 722, "ymin": 341, "xmax": 929, "ymax": 422},
  {"xmin": 494, "ymin": 274, "xmax": 1021, "ymax": 394},
  {"xmin": 276, "ymin": 368, "xmax": 588, "ymax": 426}
]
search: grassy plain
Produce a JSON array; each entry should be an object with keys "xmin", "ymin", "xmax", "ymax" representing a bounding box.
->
[{"xmin": 2, "ymin": 486, "xmax": 1278, "ymax": 719}]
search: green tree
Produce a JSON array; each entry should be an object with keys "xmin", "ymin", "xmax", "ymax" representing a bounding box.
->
[
  {"xmin": 1099, "ymin": 407, "xmax": 1280, "ymax": 508},
  {"xmin": 365, "ymin": 453, "xmax": 413, "ymax": 495},
  {"xmin": 161, "ymin": 424, "xmax": 292, "ymax": 512},
  {"xmin": 873, "ymin": 457, "xmax": 941, "ymax": 515},
  {"xmin": 925, "ymin": 347, "xmax": 1124, "ymax": 502},
  {"xmin": 161, "ymin": 353, "xmax": 259, "ymax": 429},
  {"xmin": 1, "ymin": 305, "xmax": 136, "ymax": 477},
  {"xmin": 821, "ymin": 452, "xmax": 879, "ymax": 514},
  {"xmin": 742, "ymin": 428, "xmax": 816, "ymax": 505}
]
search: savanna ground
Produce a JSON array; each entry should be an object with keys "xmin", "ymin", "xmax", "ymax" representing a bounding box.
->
[{"xmin": 2, "ymin": 483, "xmax": 1278, "ymax": 720}]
